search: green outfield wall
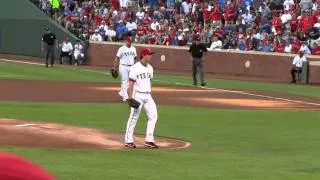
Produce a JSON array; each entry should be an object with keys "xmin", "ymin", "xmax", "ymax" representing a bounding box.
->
[{"xmin": 0, "ymin": 0, "xmax": 82, "ymax": 59}]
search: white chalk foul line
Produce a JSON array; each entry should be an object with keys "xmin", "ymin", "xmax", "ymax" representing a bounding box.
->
[
  {"xmin": 0, "ymin": 58, "xmax": 44, "ymax": 66},
  {"xmin": 1, "ymin": 58, "xmax": 319, "ymax": 107},
  {"xmin": 173, "ymin": 82, "xmax": 320, "ymax": 107}
]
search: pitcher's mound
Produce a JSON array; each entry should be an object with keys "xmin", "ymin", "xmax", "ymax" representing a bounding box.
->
[{"xmin": 0, "ymin": 119, "xmax": 191, "ymax": 150}]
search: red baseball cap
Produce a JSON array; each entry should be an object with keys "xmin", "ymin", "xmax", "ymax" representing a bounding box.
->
[
  {"xmin": 125, "ymin": 36, "xmax": 132, "ymax": 44},
  {"xmin": 140, "ymin": 48, "xmax": 155, "ymax": 58},
  {"xmin": 0, "ymin": 152, "xmax": 55, "ymax": 180}
]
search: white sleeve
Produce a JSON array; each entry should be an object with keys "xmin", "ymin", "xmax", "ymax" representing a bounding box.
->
[
  {"xmin": 292, "ymin": 56, "xmax": 297, "ymax": 65},
  {"xmin": 134, "ymin": 47, "xmax": 137, "ymax": 57},
  {"xmin": 208, "ymin": 42, "xmax": 214, "ymax": 50},
  {"xmin": 116, "ymin": 47, "xmax": 122, "ymax": 58},
  {"xmin": 302, "ymin": 56, "xmax": 307, "ymax": 62},
  {"xmin": 151, "ymin": 67, "xmax": 154, "ymax": 79},
  {"xmin": 129, "ymin": 67, "xmax": 137, "ymax": 81}
]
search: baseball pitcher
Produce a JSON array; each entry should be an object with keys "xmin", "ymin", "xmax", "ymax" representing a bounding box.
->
[
  {"xmin": 124, "ymin": 47, "xmax": 159, "ymax": 149},
  {"xmin": 113, "ymin": 37, "xmax": 137, "ymax": 101}
]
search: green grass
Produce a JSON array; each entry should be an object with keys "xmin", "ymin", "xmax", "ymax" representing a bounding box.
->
[
  {"xmin": 0, "ymin": 60, "xmax": 320, "ymax": 180},
  {"xmin": 0, "ymin": 61, "xmax": 319, "ymax": 98},
  {"xmin": 0, "ymin": 102, "xmax": 320, "ymax": 180}
]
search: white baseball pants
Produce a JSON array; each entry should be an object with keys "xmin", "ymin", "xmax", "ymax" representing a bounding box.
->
[
  {"xmin": 118, "ymin": 65, "xmax": 131, "ymax": 100},
  {"xmin": 125, "ymin": 92, "xmax": 158, "ymax": 143}
]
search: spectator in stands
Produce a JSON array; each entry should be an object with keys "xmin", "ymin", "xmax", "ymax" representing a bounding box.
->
[
  {"xmin": 237, "ymin": 38, "xmax": 247, "ymax": 51},
  {"xmin": 120, "ymin": 0, "xmax": 128, "ymax": 9},
  {"xmin": 30, "ymin": 0, "xmax": 320, "ymax": 57},
  {"xmin": 274, "ymin": 39, "xmax": 286, "ymax": 53},
  {"xmin": 105, "ymin": 25, "xmax": 117, "ymax": 41},
  {"xmin": 126, "ymin": 18, "xmax": 137, "ymax": 38},
  {"xmin": 283, "ymin": 0, "xmax": 295, "ymax": 11},
  {"xmin": 261, "ymin": 40, "xmax": 274, "ymax": 52},
  {"xmin": 284, "ymin": 41, "xmax": 293, "ymax": 53},
  {"xmin": 116, "ymin": 20, "xmax": 128, "ymax": 41},
  {"xmin": 312, "ymin": 42, "xmax": 320, "ymax": 55},
  {"xmin": 136, "ymin": 8, "xmax": 145, "ymax": 21},
  {"xmin": 299, "ymin": 41, "xmax": 312, "ymax": 54},
  {"xmin": 259, "ymin": 2, "xmax": 271, "ymax": 18},
  {"xmin": 208, "ymin": 36, "xmax": 223, "ymax": 50},
  {"xmin": 242, "ymin": 10, "xmax": 254, "ymax": 27},
  {"xmin": 98, "ymin": 21, "xmax": 108, "ymax": 40},
  {"xmin": 182, "ymin": 0, "xmax": 190, "ymax": 15},
  {"xmin": 251, "ymin": 29, "xmax": 262, "ymax": 50},
  {"xmin": 281, "ymin": 10, "xmax": 292, "ymax": 31},
  {"xmin": 300, "ymin": 0, "xmax": 313, "ymax": 11},
  {"xmin": 90, "ymin": 30, "xmax": 103, "ymax": 41},
  {"xmin": 59, "ymin": 37, "xmax": 73, "ymax": 65}
]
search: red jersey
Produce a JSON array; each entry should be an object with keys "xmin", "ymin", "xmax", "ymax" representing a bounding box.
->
[
  {"xmin": 272, "ymin": 17, "xmax": 283, "ymax": 33},
  {"xmin": 255, "ymin": 15, "xmax": 262, "ymax": 26},
  {"xmin": 136, "ymin": 27, "xmax": 145, "ymax": 36},
  {"xmin": 275, "ymin": 43, "xmax": 285, "ymax": 53},
  {"xmin": 203, "ymin": 8, "xmax": 211, "ymax": 20},
  {"xmin": 292, "ymin": 40, "xmax": 302, "ymax": 54},
  {"xmin": 154, "ymin": 29, "xmax": 164, "ymax": 36},
  {"xmin": 213, "ymin": 29, "xmax": 224, "ymax": 38},
  {"xmin": 312, "ymin": 45, "xmax": 320, "ymax": 55},
  {"xmin": 211, "ymin": 5, "xmax": 221, "ymax": 21},
  {"xmin": 289, "ymin": 5, "xmax": 296, "ymax": 14},
  {"xmin": 94, "ymin": 15, "xmax": 103, "ymax": 25},
  {"xmin": 290, "ymin": 18, "xmax": 299, "ymax": 32},
  {"xmin": 148, "ymin": 36, "xmax": 156, "ymax": 44},
  {"xmin": 111, "ymin": 0, "xmax": 119, "ymax": 9},
  {"xmin": 224, "ymin": 6, "xmax": 235, "ymax": 21},
  {"xmin": 299, "ymin": 16, "xmax": 311, "ymax": 33},
  {"xmin": 315, "ymin": 10, "xmax": 320, "ymax": 19},
  {"xmin": 141, "ymin": 17, "xmax": 151, "ymax": 26}
]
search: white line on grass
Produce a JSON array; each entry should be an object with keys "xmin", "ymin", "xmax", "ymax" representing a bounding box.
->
[
  {"xmin": 0, "ymin": 74, "xmax": 29, "ymax": 77},
  {"xmin": 1, "ymin": 58, "xmax": 319, "ymax": 106},
  {"xmin": 0, "ymin": 59, "xmax": 44, "ymax": 66}
]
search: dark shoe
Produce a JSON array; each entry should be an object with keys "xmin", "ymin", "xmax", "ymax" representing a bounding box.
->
[
  {"xmin": 291, "ymin": 80, "xmax": 296, "ymax": 83},
  {"xmin": 192, "ymin": 82, "xmax": 197, "ymax": 86},
  {"xmin": 201, "ymin": 82, "xmax": 206, "ymax": 86},
  {"xmin": 144, "ymin": 142, "xmax": 159, "ymax": 149},
  {"xmin": 124, "ymin": 143, "xmax": 136, "ymax": 149}
]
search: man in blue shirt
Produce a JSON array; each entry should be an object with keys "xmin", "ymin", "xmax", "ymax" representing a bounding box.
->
[
  {"xmin": 261, "ymin": 41, "xmax": 274, "ymax": 52},
  {"xmin": 116, "ymin": 21, "xmax": 128, "ymax": 41}
]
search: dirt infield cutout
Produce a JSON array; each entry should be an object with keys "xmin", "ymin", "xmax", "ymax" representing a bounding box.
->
[{"xmin": 0, "ymin": 119, "xmax": 191, "ymax": 150}]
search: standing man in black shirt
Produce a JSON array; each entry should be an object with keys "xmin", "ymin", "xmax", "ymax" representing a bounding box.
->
[
  {"xmin": 41, "ymin": 28, "xmax": 57, "ymax": 67},
  {"xmin": 188, "ymin": 36, "xmax": 208, "ymax": 86}
]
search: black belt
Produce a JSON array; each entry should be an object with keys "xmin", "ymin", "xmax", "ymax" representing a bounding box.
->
[{"xmin": 120, "ymin": 64, "xmax": 132, "ymax": 66}]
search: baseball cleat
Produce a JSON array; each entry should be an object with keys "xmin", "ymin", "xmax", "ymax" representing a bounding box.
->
[
  {"xmin": 200, "ymin": 82, "xmax": 206, "ymax": 86},
  {"xmin": 124, "ymin": 143, "xmax": 136, "ymax": 149},
  {"xmin": 144, "ymin": 142, "xmax": 159, "ymax": 149}
]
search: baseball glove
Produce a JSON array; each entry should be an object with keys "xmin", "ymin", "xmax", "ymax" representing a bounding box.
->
[
  {"xmin": 127, "ymin": 99, "xmax": 141, "ymax": 108},
  {"xmin": 111, "ymin": 68, "xmax": 118, "ymax": 79}
]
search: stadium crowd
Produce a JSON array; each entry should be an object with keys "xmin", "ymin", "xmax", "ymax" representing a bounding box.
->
[{"xmin": 32, "ymin": 0, "xmax": 320, "ymax": 55}]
